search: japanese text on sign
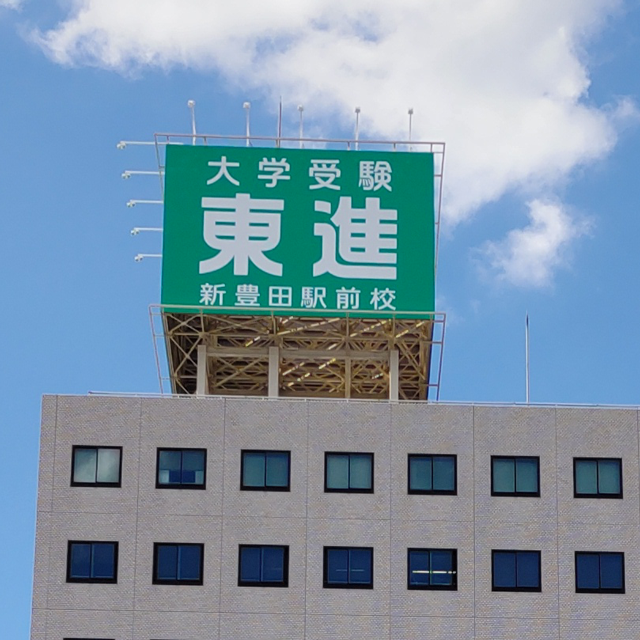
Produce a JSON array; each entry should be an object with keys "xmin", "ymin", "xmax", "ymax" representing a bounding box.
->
[{"xmin": 161, "ymin": 145, "xmax": 434, "ymax": 317}]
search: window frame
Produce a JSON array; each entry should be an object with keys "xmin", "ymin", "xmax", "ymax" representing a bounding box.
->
[
  {"xmin": 575, "ymin": 551, "xmax": 625, "ymax": 594},
  {"xmin": 152, "ymin": 542, "xmax": 204, "ymax": 586},
  {"xmin": 237, "ymin": 544, "xmax": 290, "ymax": 587},
  {"xmin": 66, "ymin": 540, "xmax": 118, "ymax": 584},
  {"xmin": 407, "ymin": 454, "xmax": 457, "ymax": 495},
  {"xmin": 323, "ymin": 546, "xmax": 374, "ymax": 589},
  {"xmin": 491, "ymin": 455, "xmax": 540, "ymax": 497},
  {"xmin": 324, "ymin": 452, "xmax": 374, "ymax": 494},
  {"xmin": 407, "ymin": 548, "xmax": 458, "ymax": 590},
  {"xmin": 573, "ymin": 458, "xmax": 623, "ymax": 499},
  {"xmin": 70, "ymin": 446, "xmax": 122, "ymax": 487},
  {"xmin": 240, "ymin": 450, "xmax": 291, "ymax": 492},
  {"xmin": 491, "ymin": 549, "xmax": 542, "ymax": 592},
  {"xmin": 155, "ymin": 448, "xmax": 207, "ymax": 490}
]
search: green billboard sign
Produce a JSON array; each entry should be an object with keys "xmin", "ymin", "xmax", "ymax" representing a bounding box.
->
[{"xmin": 161, "ymin": 144, "xmax": 434, "ymax": 317}]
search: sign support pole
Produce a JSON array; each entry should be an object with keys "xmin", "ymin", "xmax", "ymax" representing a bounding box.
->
[
  {"xmin": 268, "ymin": 346, "xmax": 280, "ymax": 398},
  {"xmin": 390, "ymin": 350, "xmax": 399, "ymax": 401},
  {"xmin": 196, "ymin": 344, "xmax": 209, "ymax": 397}
]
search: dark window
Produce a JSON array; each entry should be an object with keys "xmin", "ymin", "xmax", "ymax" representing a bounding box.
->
[
  {"xmin": 574, "ymin": 458, "xmax": 622, "ymax": 498},
  {"xmin": 66, "ymin": 541, "xmax": 118, "ymax": 583},
  {"xmin": 325, "ymin": 453, "xmax": 373, "ymax": 493},
  {"xmin": 323, "ymin": 547, "xmax": 373, "ymax": 588},
  {"xmin": 575, "ymin": 552, "xmax": 625, "ymax": 593},
  {"xmin": 238, "ymin": 545, "xmax": 289, "ymax": 587},
  {"xmin": 153, "ymin": 543, "xmax": 204, "ymax": 585},
  {"xmin": 491, "ymin": 456, "xmax": 540, "ymax": 496},
  {"xmin": 156, "ymin": 448, "xmax": 206, "ymax": 488},
  {"xmin": 71, "ymin": 446, "xmax": 122, "ymax": 487},
  {"xmin": 408, "ymin": 454, "xmax": 456, "ymax": 494},
  {"xmin": 492, "ymin": 550, "xmax": 541, "ymax": 592},
  {"xmin": 407, "ymin": 548, "xmax": 457, "ymax": 590},
  {"xmin": 241, "ymin": 450, "xmax": 290, "ymax": 491}
]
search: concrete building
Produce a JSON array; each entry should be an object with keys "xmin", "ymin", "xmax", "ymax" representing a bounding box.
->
[
  {"xmin": 31, "ymin": 394, "xmax": 640, "ymax": 640},
  {"xmin": 31, "ymin": 132, "xmax": 637, "ymax": 639}
]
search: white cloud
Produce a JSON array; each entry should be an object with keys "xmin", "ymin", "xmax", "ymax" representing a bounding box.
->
[
  {"xmin": 31, "ymin": 0, "xmax": 635, "ymax": 285},
  {"xmin": 479, "ymin": 200, "xmax": 591, "ymax": 288},
  {"xmin": 0, "ymin": 0, "xmax": 22, "ymax": 9}
]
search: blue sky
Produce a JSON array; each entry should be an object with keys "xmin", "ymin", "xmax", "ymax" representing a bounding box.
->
[{"xmin": 2, "ymin": 0, "xmax": 640, "ymax": 636}]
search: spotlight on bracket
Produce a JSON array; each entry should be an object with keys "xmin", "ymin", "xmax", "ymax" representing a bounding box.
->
[{"xmin": 134, "ymin": 253, "xmax": 162, "ymax": 262}]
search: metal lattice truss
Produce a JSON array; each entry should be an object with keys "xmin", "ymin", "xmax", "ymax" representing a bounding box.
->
[{"xmin": 151, "ymin": 307, "xmax": 446, "ymax": 401}]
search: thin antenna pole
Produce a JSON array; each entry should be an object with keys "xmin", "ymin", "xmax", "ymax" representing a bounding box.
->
[
  {"xmin": 298, "ymin": 105, "xmax": 304, "ymax": 149},
  {"xmin": 408, "ymin": 108, "xmax": 414, "ymax": 151},
  {"xmin": 243, "ymin": 102, "xmax": 251, "ymax": 147},
  {"xmin": 187, "ymin": 100, "xmax": 196, "ymax": 145},
  {"xmin": 525, "ymin": 312, "xmax": 530, "ymax": 404},
  {"xmin": 276, "ymin": 96, "xmax": 283, "ymax": 148},
  {"xmin": 354, "ymin": 107, "xmax": 361, "ymax": 150}
]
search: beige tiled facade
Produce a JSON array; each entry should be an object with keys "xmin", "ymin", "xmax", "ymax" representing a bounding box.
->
[{"xmin": 31, "ymin": 395, "xmax": 640, "ymax": 639}]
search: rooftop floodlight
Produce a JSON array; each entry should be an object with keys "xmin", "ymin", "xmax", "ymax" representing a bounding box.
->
[
  {"xmin": 126, "ymin": 199, "xmax": 163, "ymax": 207},
  {"xmin": 244, "ymin": 101, "xmax": 251, "ymax": 146},
  {"xmin": 134, "ymin": 253, "xmax": 162, "ymax": 262},
  {"xmin": 131, "ymin": 227, "xmax": 162, "ymax": 235},
  {"xmin": 298, "ymin": 105, "xmax": 304, "ymax": 148},
  {"xmin": 408, "ymin": 108, "xmax": 414, "ymax": 150},
  {"xmin": 188, "ymin": 99, "xmax": 197, "ymax": 145},
  {"xmin": 121, "ymin": 170, "xmax": 163, "ymax": 177},
  {"xmin": 276, "ymin": 96, "xmax": 283, "ymax": 148}
]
